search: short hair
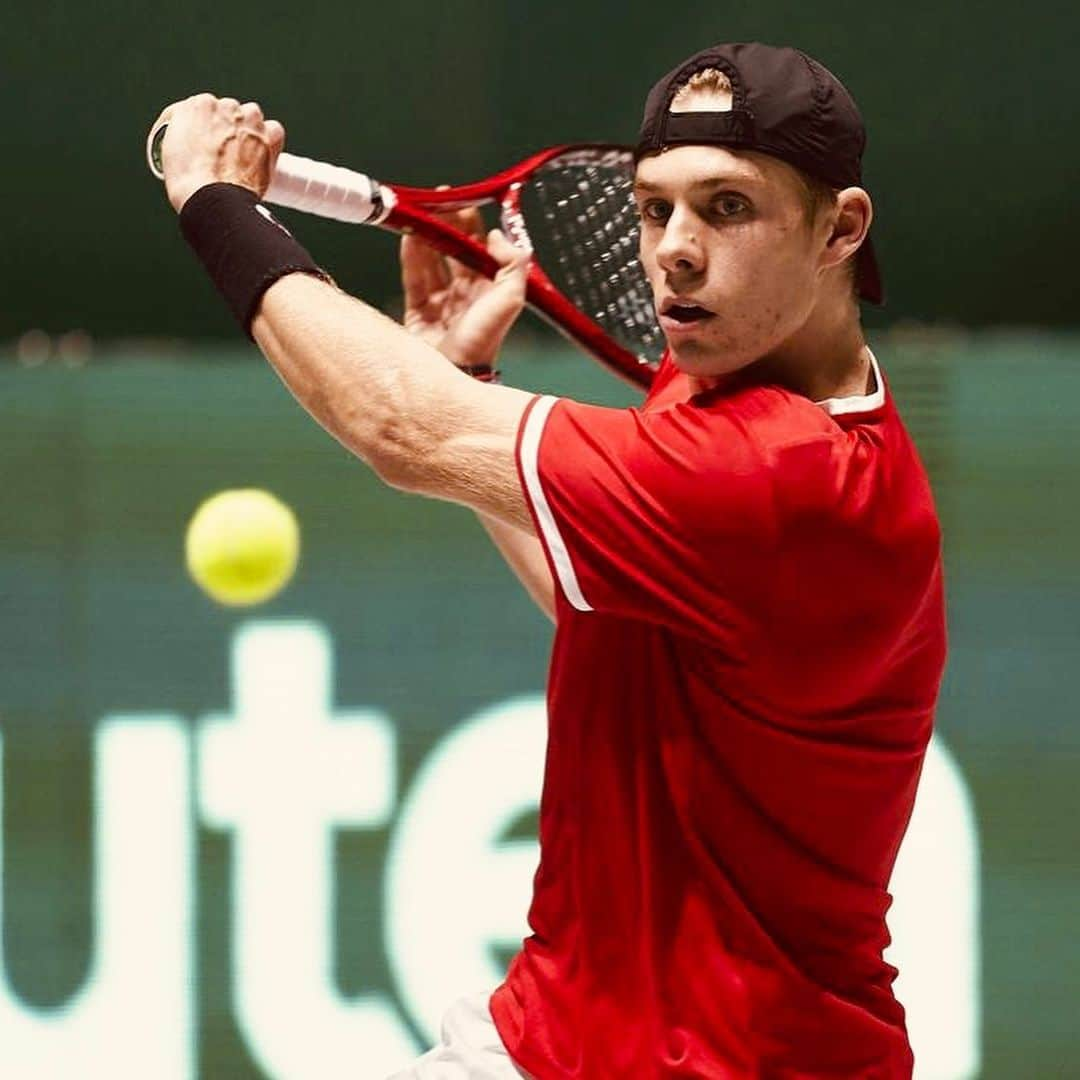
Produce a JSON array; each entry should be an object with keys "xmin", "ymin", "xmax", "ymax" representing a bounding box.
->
[
  {"xmin": 794, "ymin": 171, "xmax": 857, "ymax": 293},
  {"xmin": 670, "ymin": 68, "xmax": 734, "ymax": 112},
  {"xmin": 793, "ymin": 169, "xmax": 839, "ymax": 225}
]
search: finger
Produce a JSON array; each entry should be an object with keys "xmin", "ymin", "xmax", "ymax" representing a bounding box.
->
[
  {"xmin": 488, "ymin": 228, "xmax": 533, "ymax": 269},
  {"xmin": 264, "ymin": 119, "xmax": 286, "ymax": 154},
  {"xmin": 455, "ymin": 206, "xmax": 485, "ymax": 240},
  {"xmin": 184, "ymin": 92, "xmax": 218, "ymax": 113},
  {"xmin": 440, "ymin": 229, "xmax": 528, "ymax": 364},
  {"xmin": 461, "ymin": 229, "xmax": 529, "ymax": 316},
  {"xmin": 262, "ymin": 119, "xmax": 286, "ymax": 179},
  {"xmin": 445, "ymin": 207, "xmax": 489, "ymax": 285},
  {"xmin": 405, "ymin": 184, "xmax": 454, "ymax": 291},
  {"xmin": 487, "ymin": 230, "xmax": 530, "ymax": 309},
  {"xmin": 239, "ymin": 101, "xmax": 264, "ymax": 125},
  {"xmin": 400, "ymin": 233, "xmax": 429, "ymax": 306},
  {"xmin": 218, "ymin": 96, "xmax": 241, "ymax": 115},
  {"xmin": 429, "ymin": 188, "xmax": 485, "ymax": 241},
  {"xmin": 401, "ymin": 231, "xmax": 449, "ymax": 308}
]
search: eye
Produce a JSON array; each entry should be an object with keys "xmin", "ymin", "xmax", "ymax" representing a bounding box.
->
[
  {"xmin": 638, "ymin": 199, "xmax": 672, "ymax": 224},
  {"xmin": 712, "ymin": 194, "xmax": 748, "ymax": 218}
]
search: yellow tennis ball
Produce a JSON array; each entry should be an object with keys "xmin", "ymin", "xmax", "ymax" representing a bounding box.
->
[{"xmin": 184, "ymin": 489, "xmax": 300, "ymax": 607}]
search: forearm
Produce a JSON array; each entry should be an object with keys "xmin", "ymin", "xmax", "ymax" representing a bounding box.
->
[{"xmin": 477, "ymin": 512, "xmax": 556, "ymax": 622}]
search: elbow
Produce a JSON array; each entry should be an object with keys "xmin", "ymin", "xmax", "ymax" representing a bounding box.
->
[
  {"xmin": 313, "ymin": 363, "xmax": 425, "ymax": 489},
  {"xmin": 366, "ymin": 414, "xmax": 437, "ymax": 493},
  {"xmin": 372, "ymin": 453, "xmax": 425, "ymax": 493}
]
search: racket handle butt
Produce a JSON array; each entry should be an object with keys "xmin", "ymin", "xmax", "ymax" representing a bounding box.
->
[{"xmin": 147, "ymin": 123, "xmax": 167, "ymax": 179}]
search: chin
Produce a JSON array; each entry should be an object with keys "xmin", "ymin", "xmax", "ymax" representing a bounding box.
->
[{"xmin": 667, "ymin": 338, "xmax": 750, "ymax": 379}]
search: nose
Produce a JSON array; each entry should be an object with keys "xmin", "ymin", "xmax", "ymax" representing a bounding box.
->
[{"xmin": 654, "ymin": 205, "xmax": 705, "ymax": 278}]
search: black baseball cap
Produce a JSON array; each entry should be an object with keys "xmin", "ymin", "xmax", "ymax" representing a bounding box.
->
[{"xmin": 635, "ymin": 42, "xmax": 883, "ymax": 305}]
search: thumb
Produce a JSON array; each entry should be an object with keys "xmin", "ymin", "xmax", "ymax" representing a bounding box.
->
[
  {"xmin": 488, "ymin": 229, "xmax": 531, "ymax": 271},
  {"xmin": 265, "ymin": 119, "xmax": 286, "ymax": 155},
  {"xmin": 487, "ymin": 229, "xmax": 530, "ymax": 299}
]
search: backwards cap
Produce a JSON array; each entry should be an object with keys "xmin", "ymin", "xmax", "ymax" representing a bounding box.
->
[{"xmin": 636, "ymin": 42, "xmax": 883, "ymax": 304}]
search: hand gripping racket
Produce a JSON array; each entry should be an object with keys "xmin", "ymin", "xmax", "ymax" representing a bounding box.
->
[{"xmin": 147, "ymin": 125, "xmax": 663, "ymax": 389}]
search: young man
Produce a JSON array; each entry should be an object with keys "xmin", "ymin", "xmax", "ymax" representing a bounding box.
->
[{"xmin": 156, "ymin": 41, "xmax": 945, "ymax": 1079}]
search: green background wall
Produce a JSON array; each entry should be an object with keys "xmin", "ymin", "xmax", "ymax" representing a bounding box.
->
[{"xmin": 2, "ymin": 340, "xmax": 1078, "ymax": 1076}]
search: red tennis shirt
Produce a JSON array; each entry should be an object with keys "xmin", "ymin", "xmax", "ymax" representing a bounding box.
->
[{"xmin": 490, "ymin": 349, "xmax": 947, "ymax": 1078}]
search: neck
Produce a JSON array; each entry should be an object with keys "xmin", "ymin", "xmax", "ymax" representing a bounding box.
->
[{"xmin": 752, "ymin": 296, "xmax": 869, "ymax": 401}]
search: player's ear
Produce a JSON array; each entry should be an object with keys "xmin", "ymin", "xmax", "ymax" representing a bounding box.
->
[{"xmin": 822, "ymin": 187, "xmax": 872, "ymax": 272}]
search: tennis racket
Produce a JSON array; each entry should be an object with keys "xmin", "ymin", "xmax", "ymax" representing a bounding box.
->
[{"xmin": 147, "ymin": 124, "xmax": 663, "ymax": 389}]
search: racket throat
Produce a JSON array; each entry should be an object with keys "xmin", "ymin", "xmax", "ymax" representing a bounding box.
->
[{"xmin": 364, "ymin": 179, "xmax": 395, "ymax": 225}]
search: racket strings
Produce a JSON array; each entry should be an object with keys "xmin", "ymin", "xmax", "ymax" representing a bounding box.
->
[{"xmin": 524, "ymin": 153, "xmax": 665, "ymax": 366}]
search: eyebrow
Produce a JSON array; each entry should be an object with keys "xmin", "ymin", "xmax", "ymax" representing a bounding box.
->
[{"xmin": 632, "ymin": 174, "xmax": 760, "ymax": 194}]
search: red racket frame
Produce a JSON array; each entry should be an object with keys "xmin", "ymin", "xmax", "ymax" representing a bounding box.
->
[{"xmin": 376, "ymin": 145, "xmax": 658, "ymax": 390}]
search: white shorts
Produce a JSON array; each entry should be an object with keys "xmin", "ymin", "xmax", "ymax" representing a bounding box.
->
[{"xmin": 386, "ymin": 992, "xmax": 531, "ymax": 1079}]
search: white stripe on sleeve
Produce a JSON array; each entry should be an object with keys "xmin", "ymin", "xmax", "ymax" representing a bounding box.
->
[{"xmin": 518, "ymin": 396, "xmax": 593, "ymax": 613}]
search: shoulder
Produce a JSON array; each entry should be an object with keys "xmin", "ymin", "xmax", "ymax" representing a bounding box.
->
[
  {"xmin": 544, "ymin": 384, "xmax": 845, "ymax": 490},
  {"xmin": 686, "ymin": 382, "xmax": 907, "ymax": 522},
  {"xmin": 666, "ymin": 382, "xmax": 843, "ymax": 473},
  {"xmin": 705, "ymin": 381, "xmax": 840, "ymax": 442}
]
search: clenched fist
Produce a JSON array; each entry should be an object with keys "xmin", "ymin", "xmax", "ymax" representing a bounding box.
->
[{"xmin": 152, "ymin": 93, "xmax": 285, "ymax": 213}]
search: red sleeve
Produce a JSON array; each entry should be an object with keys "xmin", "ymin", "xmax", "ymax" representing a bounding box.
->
[{"xmin": 515, "ymin": 394, "xmax": 778, "ymax": 644}]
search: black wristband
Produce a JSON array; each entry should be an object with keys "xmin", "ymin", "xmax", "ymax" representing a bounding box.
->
[
  {"xmin": 459, "ymin": 364, "xmax": 502, "ymax": 384},
  {"xmin": 179, "ymin": 183, "xmax": 330, "ymax": 337}
]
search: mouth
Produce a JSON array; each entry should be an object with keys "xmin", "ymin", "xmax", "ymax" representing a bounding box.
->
[{"xmin": 658, "ymin": 298, "xmax": 716, "ymax": 334}]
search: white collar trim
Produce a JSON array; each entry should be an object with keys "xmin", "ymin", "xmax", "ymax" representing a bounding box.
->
[{"xmin": 815, "ymin": 347, "xmax": 885, "ymax": 417}]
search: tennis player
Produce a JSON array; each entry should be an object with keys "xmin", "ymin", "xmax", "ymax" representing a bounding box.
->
[{"xmin": 156, "ymin": 41, "xmax": 945, "ymax": 1079}]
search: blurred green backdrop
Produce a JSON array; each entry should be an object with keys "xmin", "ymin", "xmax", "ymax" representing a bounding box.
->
[
  {"xmin": 2, "ymin": 340, "xmax": 1079, "ymax": 1077},
  {"xmin": 1, "ymin": 0, "xmax": 1078, "ymax": 340}
]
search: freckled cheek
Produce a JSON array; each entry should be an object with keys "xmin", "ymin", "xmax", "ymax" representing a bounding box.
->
[
  {"xmin": 704, "ymin": 259, "xmax": 779, "ymax": 317},
  {"xmin": 726, "ymin": 253, "xmax": 805, "ymax": 325},
  {"xmin": 700, "ymin": 289, "xmax": 788, "ymax": 354},
  {"xmin": 719, "ymin": 231, "xmax": 803, "ymax": 284}
]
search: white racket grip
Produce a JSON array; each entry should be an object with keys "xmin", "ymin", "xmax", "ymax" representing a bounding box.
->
[{"xmin": 264, "ymin": 152, "xmax": 396, "ymax": 225}]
